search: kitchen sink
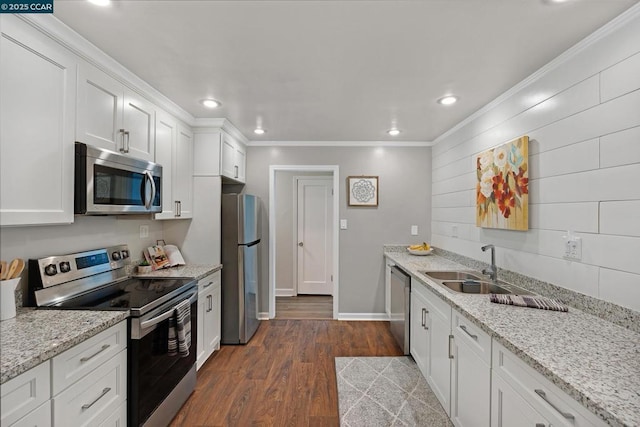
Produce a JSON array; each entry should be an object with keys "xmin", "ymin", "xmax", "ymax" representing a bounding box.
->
[
  {"xmin": 419, "ymin": 270, "xmax": 532, "ymax": 295},
  {"xmin": 421, "ymin": 271, "xmax": 485, "ymax": 281}
]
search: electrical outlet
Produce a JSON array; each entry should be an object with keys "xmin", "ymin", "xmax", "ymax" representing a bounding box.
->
[
  {"xmin": 411, "ymin": 225, "xmax": 418, "ymax": 236},
  {"xmin": 563, "ymin": 235, "xmax": 582, "ymax": 260},
  {"xmin": 140, "ymin": 225, "xmax": 149, "ymax": 239}
]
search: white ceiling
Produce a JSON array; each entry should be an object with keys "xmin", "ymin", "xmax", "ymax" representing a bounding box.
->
[{"xmin": 54, "ymin": 0, "xmax": 637, "ymax": 143}]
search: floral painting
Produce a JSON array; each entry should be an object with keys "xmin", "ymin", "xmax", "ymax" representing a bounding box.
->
[
  {"xmin": 347, "ymin": 176, "xmax": 378, "ymax": 206},
  {"xmin": 476, "ymin": 136, "xmax": 528, "ymax": 230}
]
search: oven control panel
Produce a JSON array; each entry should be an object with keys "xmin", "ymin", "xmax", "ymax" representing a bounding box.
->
[{"xmin": 30, "ymin": 244, "xmax": 131, "ymax": 289}]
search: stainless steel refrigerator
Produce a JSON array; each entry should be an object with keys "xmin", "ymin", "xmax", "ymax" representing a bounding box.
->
[{"xmin": 221, "ymin": 193, "xmax": 261, "ymax": 344}]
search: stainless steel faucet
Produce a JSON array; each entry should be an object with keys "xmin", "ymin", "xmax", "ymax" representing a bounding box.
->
[{"xmin": 481, "ymin": 244, "xmax": 497, "ymax": 282}]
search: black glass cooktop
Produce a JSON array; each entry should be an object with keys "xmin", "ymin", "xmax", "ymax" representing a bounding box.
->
[{"xmin": 50, "ymin": 277, "xmax": 196, "ymax": 316}]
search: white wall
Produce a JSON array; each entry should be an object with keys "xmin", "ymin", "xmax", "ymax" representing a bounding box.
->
[
  {"xmin": 274, "ymin": 170, "xmax": 332, "ymax": 296},
  {"xmin": 431, "ymin": 8, "xmax": 640, "ymax": 313}
]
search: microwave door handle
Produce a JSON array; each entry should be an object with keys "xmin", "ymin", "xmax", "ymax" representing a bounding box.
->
[{"xmin": 144, "ymin": 171, "xmax": 156, "ymax": 209}]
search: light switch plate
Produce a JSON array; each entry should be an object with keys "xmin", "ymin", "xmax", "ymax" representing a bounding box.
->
[
  {"xmin": 411, "ymin": 225, "xmax": 418, "ymax": 235},
  {"xmin": 340, "ymin": 219, "xmax": 348, "ymax": 230}
]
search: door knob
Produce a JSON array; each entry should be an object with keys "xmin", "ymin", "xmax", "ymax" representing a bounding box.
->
[{"xmin": 298, "ymin": 242, "xmax": 304, "ymax": 247}]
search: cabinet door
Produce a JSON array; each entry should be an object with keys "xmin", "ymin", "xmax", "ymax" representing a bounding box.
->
[
  {"xmin": 196, "ymin": 293, "xmax": 207, "ymax": 370},
  {"xmin": 492, "ymin": 373, "xmax": 550, "ymax": 427},
  {"xmin": 122, "ymin": 89, "xmax": 155, "ymax": 161},
  {"xmin": 426, "ymin": 295, "xmax": 452, "ymax": 415},
  {"xmin": 154, "ymin": 111, "xmax": 177, "ymax": 219},
  {"xmin": 1, "ymin": 16, "xmax": 76, "ymax": 226},
  {"xmin": 76, "ymin": 62, "xmax": 123, "ymax": 152},
  {"xmin": 451, "ymin": 332, "xmax": 490, "ymax": 427},
  {"xmin": 11, "ymin": 400, "xmax": 51, "ymax": 427},
  {"xmin": 234, "ymin": 142, "xmax": 246, "ymax": 182},
  {"xmin": 175, "ymin": 124, "xmax": 194, "ymax": 218},
  {"xmin": 410, "ymin": 290, "xmax": 428, "ymax": 376},
  {"xmin": 220, "ymin": 134, "xmax": 236, "ymax": 179},
  {"xmin": 211, "ymin": 279, "xmax": 221, "ymax": 351},
  {"xmin": 203, "ymin": 292, "xmax": 216, "ymax": 358}
]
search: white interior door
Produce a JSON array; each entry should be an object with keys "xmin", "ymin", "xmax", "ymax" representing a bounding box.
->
[{"xmin": 296, "ymin": 178, "xmax": 333, "ymax": 295}]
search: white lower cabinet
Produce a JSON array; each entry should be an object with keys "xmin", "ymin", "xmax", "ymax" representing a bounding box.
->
[
  {"xmin": 0, "ymin": 321, "xmax": 127, "ymax": 427},
  {"xmin": 410, "ymin": 279, "xmax": 452, "ymax": 415},
  {"xmin": 451, "ymin": 310, "xmax": 491, "ymax": 427},
  {"xmin": 492, "ymin": 341, "xmax": 607, "ymax": 427},
  {"xmin": 197, "ymin": 271, "xmax": 222, "ymax": 370}
]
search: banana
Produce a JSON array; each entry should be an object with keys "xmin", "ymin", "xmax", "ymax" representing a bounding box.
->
[{"xmin": 409, "ymin": 242, "xmax": 431, "ymax": 251}]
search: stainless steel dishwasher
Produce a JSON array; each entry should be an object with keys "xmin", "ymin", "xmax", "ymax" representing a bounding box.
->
[{"xmin": 390, "ymin": 265, "xmax": 410, "ymax": 354}]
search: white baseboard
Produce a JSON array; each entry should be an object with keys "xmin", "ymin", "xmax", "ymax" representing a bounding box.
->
[
  {"xmin": 275, "ymin": 289, "xmax": 296, "ymax": 297},
  {"xmin": 338, "ymin": 313, "xmax": 390, "ymax": 321},
  {"xmin": 258, "ymin": 312, "xmax": 271, "ymax": 320}
]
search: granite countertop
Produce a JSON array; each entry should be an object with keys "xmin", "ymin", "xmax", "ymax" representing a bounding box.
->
[
  {"xmin": 0, "ymin": 308, "xmax": 129, "ymax": 384},
  {"xmin": 384, "ymin": 249, "xmax": 640, "ymax": 427},
  {"xmin": 133, "ymin": 263, "xmax": 222, "ymax": 281}
]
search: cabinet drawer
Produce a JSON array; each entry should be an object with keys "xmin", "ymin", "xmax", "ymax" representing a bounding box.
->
[
  {"xmin": 97, "ymin": 401, "xmax": 127, "ymax": 427},
  {"xmin": 198, "ymin": 271, "xmax": 220, "ymax": 294},
  {"xmin": 453, "ymin": 310, "xmax": 491, "ymax": 365},
  {"xmin": 51, "ymin": 321, "xmax": 127, "ymax": 395},
  {"xmin": 53, "ymin": 349, "xmax": 127, "ymax": 427},
  {"xmin": 1, "ymin": 361, "xmax": 50, "ymax": 426},
  {"xmin": 492, "ymin": 341, "xmax": 607, "ymax": 427},
  {"xmin": 11, "ymin": 400, "xmax": 51, "ymax": 427}
]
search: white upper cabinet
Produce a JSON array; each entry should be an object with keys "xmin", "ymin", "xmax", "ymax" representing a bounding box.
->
[
  {"xmin": 155, "ymin": 111, "xmax": 193, "ymax": 220},
  {"xmin": 193, "ymin": 129, "xmax": 246, "ymax": 183},
  {"xmin": 220, "ymin": 133, "xmax": 246, "ymax": 183},
  {"xmin": 0, "ymin": 16, "xmax": 77, "ymax": 226},
  {"xmin": 77, "ymin": 62, "xmax": 155, "ymax": 161}
]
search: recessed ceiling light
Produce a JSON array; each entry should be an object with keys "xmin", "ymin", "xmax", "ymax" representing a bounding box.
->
[
  {"xmin": 254, "ymin": 128, "xmax": 266, "ymax": 135},
  {"xmin": 87, "ymin": 0, "xmax": 110, "ymax": 6},
  {"xmin": 387, "ymin": 128, "xmax": 400, "ymax": 136},
  {"xmin": 201, "ymin": 99, "xmax": 221, "ymax": 109},
  {"xmin": 437, "ymin": 96, "xmax": 458, "ymax": 105}
]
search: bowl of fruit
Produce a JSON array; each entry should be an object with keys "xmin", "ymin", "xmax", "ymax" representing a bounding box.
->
[{"xmin": 407, "ymin": 243, "xmax": 433, "ymax": 256}]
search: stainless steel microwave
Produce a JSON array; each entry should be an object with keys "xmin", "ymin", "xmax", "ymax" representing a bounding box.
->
[{"xmin": 74, "ymin": 142, "xmax": 162, "ymax": 215}]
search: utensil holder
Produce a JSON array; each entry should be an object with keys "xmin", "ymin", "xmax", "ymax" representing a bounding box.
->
[{"xmin": 0, "ymin": 278, "xmax": 20, "ymax": 321}]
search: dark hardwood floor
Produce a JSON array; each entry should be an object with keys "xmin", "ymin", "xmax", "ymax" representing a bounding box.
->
[
  {"xmin": 276, "ymin": 296, "xmax": 333, "ymax": 320},
  {"xmin": 170, "ymin": 320, "xmax": 402, "ymax": 427}
]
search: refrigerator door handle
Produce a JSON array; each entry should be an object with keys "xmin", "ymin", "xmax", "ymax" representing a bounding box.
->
[{"xmin": 244, "ymin": 239, "xmax": 261, "ymax": 248}]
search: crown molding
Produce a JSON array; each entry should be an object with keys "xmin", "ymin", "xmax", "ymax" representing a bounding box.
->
[
  {"xmin": 246, "ymin": 140, "xmax": 433, "ymax": 147},
  {"xmin": 432, "ymin": 2, "xmax": 640, "ymax": 146},
  {"xmin": 192, "ymin": 118, "xmax": 249, "ymax": 144},
  {"xmin": 17, "ymin": 15, "xmax": 196, "ymax": 126}
]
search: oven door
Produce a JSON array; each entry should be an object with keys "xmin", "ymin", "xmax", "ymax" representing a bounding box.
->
[{"xmin": 129, "ymin": 289, "xmax": 197, "ymax": 427}]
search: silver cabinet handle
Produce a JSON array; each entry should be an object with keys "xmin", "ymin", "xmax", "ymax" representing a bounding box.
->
[
  {"xmin": 203, "ymin": 281, "xmax": 213, "ymax": 289},
  {"xmin": 175, "ymin": 201, "xmax": 179, "ymax": 216},
  {"xmin": 421, "ymin": 308, "xmax": 425, "ymax": 328},
  {"xmin": 82, "ymin": 387, "xmax": 111, "ymax": 410},
  {"xmin": 460, "ymin": 325, "xmax": 478, "ymax": 340},
  {"xmin": 209, "ymin": 294, "xmax": 213, "ymax": 312},
  {"xmin": 234, "ymin": 165, "xmax": 239, "ymax": 178},
  {"xmin": 119, "ymin": 129, "xmax": 126, "ymax": 152},
  {"xmin": 178, "ymin": 201, "xmax": 181, "ymax": 217},
  {"xmin": 448, "ymin": 334, "xmax": 454, "ymax": 359},
  {"xmin": 424, "ymin": 309, "xmax": 429, "ymax": 330},
  {"xmin": 124, "ymin": 130, "xmax": 130, "ymax": 153},
  {"xmin": 80, "ymin": 344, "xmax": 110, "ymax": 363},
  {"xmin": 298, "ymin": 242, "xmax": 304, "ymax": 247},
  {"xmin": 535, "ymin": 389, "xmax": 575, "ymax": 420},
  {"xmin": 535, "ymin": 424, "xmax": 546, "ymax": 427}
]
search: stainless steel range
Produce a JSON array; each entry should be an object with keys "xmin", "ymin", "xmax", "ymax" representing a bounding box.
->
[{"xmin": 29, "ymin": 245, "xmax": 198, "ymax": 427}]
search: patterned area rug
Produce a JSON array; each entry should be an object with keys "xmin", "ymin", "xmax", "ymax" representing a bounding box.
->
[{"xmin": 335, "ymin": 357, "xmax": 453, "ymax": 427}]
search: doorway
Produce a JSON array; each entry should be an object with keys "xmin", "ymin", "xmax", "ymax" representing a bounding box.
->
[{"xmin": 268, "ymin": 165, "xmax": 339, "ymax": 319}]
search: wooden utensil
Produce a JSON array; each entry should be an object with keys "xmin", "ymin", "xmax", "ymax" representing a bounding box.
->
[
  {"xmin": 0, "ymin": 260, "xmax": 6, "ymax": 280},
  {"xmin": 9, "ymin": 259, "xmax": 25, "ymax": 279},
  {"xmin": 5, "ymin": 259, "xmax": 24, "ymax": 280}
]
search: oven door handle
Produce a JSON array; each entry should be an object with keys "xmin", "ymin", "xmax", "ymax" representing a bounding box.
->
[{"xmin": 139, "ymin": 292, "xmax": 197, "ymax": 330}]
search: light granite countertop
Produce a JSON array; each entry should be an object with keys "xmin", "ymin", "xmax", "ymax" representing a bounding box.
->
[
  {"xmin": 133, "ymin": 263, "xmax": 222, "ymax": 281},
  {"xmin": 0, "ymin": 308, "xmax": 128, "ymax": 384},
  {"xmin": 384, "ymin": 249, "xmax": 640, "ymax": 427}
]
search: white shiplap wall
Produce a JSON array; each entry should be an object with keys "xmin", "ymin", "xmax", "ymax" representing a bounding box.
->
[{"xmin": 431, "ymin": 6, "xmax": 640, "ymax": 313}]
